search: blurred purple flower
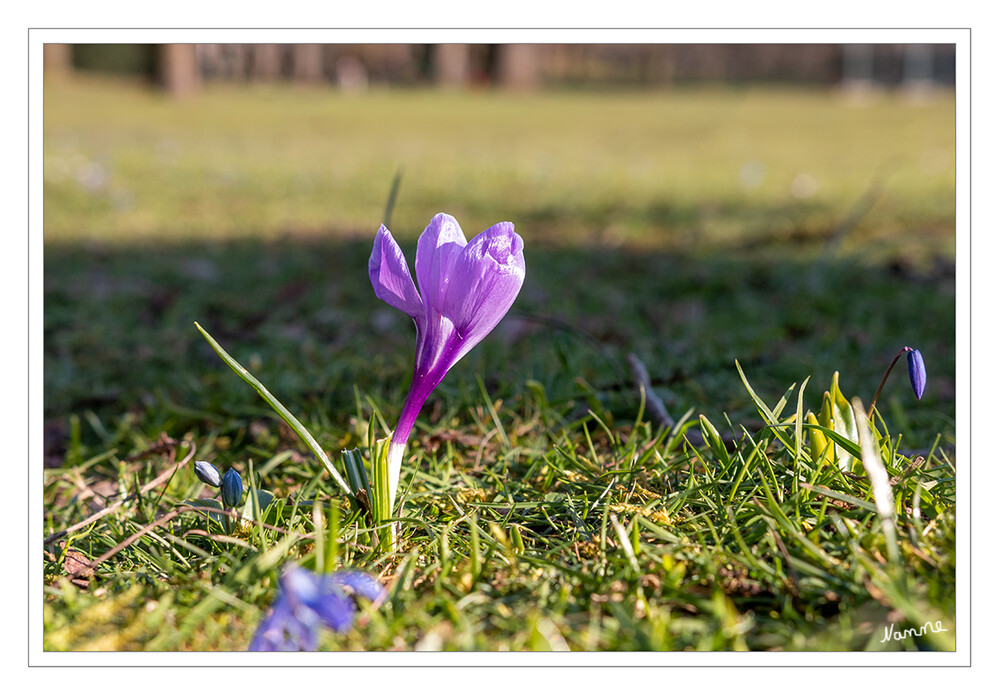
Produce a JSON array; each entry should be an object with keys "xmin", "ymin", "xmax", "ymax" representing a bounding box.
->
[
  {"xmin": 906, "ymin": 347, "xmax": 926, "ymax": 399},
  {"xmin": 369, "ymin": 212, "xmax": 526, "ymax": 507},
  {"xmin": 249, "ymin": 567, "xmax": 386, "ymax": 651}
]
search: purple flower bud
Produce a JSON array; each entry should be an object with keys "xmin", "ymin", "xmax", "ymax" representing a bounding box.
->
[
  {"xmin": 249, "ymin": 566, "xmax": 386, "ymax": 651},
  {"xmin": 370, "ymin": 213, "xmax": 525, "ymax": 506},
  {"xmin": 193, "ymin": 460, "xmax": 222, "ymax": 488},
  {"xmin": 221, "ymin": 467, "xmax": 243, "ymax": 508},
  {"xmin": 906, "ymin": 348, "xmax": 926, "ymax": 400}
]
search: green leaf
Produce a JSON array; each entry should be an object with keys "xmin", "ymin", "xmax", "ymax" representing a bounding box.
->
[
  {"xmin": 774, "ymin": 422, "xmax": 863, "ymax": 461},
  {"xmin": 181, "ymin": 498, "xmax": 226, "ymax": 528},
  {"xmin": 182, "ymin": 489, "xmax": 275, "ymax": 530},
  {"xmin": 806, "ymin": 411, "xmax": 835, "ymax": 467},
  {"xmin": 240, "ymin": 489, "xmax": 275, "ymax": 522},
  {"xmin": 735, "ymin": 360, "xmax": 796, "ymax": 451},
  {"xmin": 698, "ymin": 414, "xmax": 730, "ymax": 466},
  {"xmin": 828, "ymin": 372, "xmax": 859, "ymax": 472},
  {"xmin": 369, "ymin": 439, "xmax": 394, "ymax": 552},
  {"xmin": 342, "ymin": 448, "xmax": 373, "ymax": 503},
  {"xmin": 736, "ymin": 359, "xmax": 777, "ymax": 424},
  {"xmin": 194, "ymin": 321, "xmax": 354, "ymax": 499}
]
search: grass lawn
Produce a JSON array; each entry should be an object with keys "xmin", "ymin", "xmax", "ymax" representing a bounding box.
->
[{"xmin": 42, "ymin": 75, "xmax": 956, "ymax": 652}]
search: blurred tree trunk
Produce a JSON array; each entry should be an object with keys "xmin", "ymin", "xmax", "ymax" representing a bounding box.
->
[
  {"xmin": 903, "ymin": 44, "xmax": 935, "ymax": 88},
  {"xmin": 252, "ymin": 44, "xmax": 283, "ymax": 81},
  {"xmin": 44, "ymin": 44, "xmax": 73, "ymax": 80},
  {"xmin": 842, "ymin": 44, "xmax": 875, "ymax": 89},
  {"xmin": 292, "ymin": 44, "xmax": 324, "ymax": 83},
  {"xmin": 158, "ymin": 44, "xmax": 199, "ymax": 97},
  {"xmin": 495, "ymin": 44, "xmax": 541, "ymax": 89},
  {"xmin": 432, "ymin": 44, "xmax": 470, "ymax": 87}
]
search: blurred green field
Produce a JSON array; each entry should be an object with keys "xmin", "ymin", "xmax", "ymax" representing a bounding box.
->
[
  {"xmin": 44, "ymin": 76, "xmax": 954, "ymax": 256},
  {"xmin": 42, "ymin": 75, "xmax": 956, "ymax": 653}
]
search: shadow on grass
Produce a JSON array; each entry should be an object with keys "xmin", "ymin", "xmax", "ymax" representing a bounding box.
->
[{"xmin": 42, "ymin": 232, "xmax": 955, "ymax": 463}]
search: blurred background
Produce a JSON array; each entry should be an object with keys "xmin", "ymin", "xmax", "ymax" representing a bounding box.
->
[
  {"xmin": 43, "ymin": 43, "xmax": 956, "ymax": 459},
  {"xmin": 44, "ymin": 43, "xmax": 956, "ymax": 244}
]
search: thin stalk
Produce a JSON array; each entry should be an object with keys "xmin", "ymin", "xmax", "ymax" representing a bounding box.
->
[
  {"xmin": 868, "ymin": 348, "xmax": 908, "ymax": 419},
  {"xmin": 382, "ymin": 167, "xmax": 404, "ymax": 229}
]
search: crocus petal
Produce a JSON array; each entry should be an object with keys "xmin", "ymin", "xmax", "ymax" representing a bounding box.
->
[
  {"xmin": 416, "ymin": 213, "xmax": 468, "ymax": 314},
  {"xmin": 369, "ymin": 225, "xmax": 426, "ymax": 321},
  {"xmin": 372, "ymin": 213, "xmax": 527, "ymax": 514},
  {"xmin": 440, "ymin": 221, "xmax": 525, "ymax": 364},
  {"xmin": 907, "ymin": 348, "xmax": 926, "ymax": 399}
]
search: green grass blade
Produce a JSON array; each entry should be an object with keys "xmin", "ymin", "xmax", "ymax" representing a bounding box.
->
[
  {"xmin": 852, "ymin": 397, "xmax": 900, "ymax": 565},
  {"xmin": 798, "ymin": 482, "xmax": 878, "ymax": 513},
  {"xmin": 382, "ymin": 166, "xmax": 404, "ymax": 229},
  {"xmin": 194, "ymin": 321, "xmax": 353, "ymax": 499}
]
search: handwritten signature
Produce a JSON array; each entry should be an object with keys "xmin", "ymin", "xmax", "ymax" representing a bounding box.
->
[{"xmin": 881, "ymin": 621, "xmax": 948, "ymax": 644}]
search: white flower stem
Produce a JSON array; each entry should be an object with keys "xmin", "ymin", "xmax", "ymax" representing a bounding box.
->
[{"xmin": 386, "ymin": 439, "xmax": 406, "ymax": 514}]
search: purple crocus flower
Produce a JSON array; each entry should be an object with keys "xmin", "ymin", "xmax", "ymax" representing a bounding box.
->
[
  {"xmin": 906, "ymin": 347, "xmax": 926, "ymax": 399},
  {"xmin": 369, "ymin": 213, "xmax": 526, "ymax": 508},
  {"xmin": 249, "ymin": 567, "xmax": 386, "ymax": 651}
]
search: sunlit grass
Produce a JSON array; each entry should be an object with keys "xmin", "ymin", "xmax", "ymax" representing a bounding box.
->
[
  {"xmin": 44, "ymin": 76, "xmax": 954, "ymax": 256},
  {"xmin": 42, "ymin": 75, "xmax": 956, "ymax": 652}
]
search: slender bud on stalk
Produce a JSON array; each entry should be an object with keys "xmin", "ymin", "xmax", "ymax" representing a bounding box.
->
[
  {"xmin": 221, "ymin": 467, "xmax": 243, "ymax": 508},
  {"xmin": 194, "ymin": 460, "xmax": 222, "ymax": 488},
  {"xmin": 907, "ymin": 348, "xmax": 926, "ymax": 400},
  {"xmin": 867, "ymin": 346, "xmax": 927, "ymax": 419}
]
